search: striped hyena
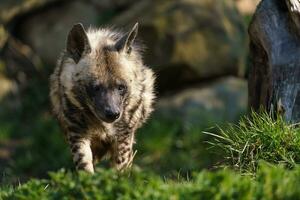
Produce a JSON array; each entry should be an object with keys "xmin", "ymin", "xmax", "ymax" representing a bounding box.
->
[{"xmin": 50, "ymin": 23, "xmax": 155, "ymax": 173}]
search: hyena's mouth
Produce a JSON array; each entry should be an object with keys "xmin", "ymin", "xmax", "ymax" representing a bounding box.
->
[
  {"xmin": 98, "ymin": 109, "xmax": 121, "ymax": 123},
  {"xmin": 87, "ymin": 103, "xmax": 121, "ymax": 123}
]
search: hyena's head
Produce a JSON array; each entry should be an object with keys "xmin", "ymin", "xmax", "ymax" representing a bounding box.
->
[{"xmin": 60, "ymin": 23, "xmax": 142, "ymax": 123}]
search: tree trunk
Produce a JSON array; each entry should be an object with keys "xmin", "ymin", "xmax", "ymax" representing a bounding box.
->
[{"xmin": 248, "ymin": 0, "xmax": 300, "ymax": 122}]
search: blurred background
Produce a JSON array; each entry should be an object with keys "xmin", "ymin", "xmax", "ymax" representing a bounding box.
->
[{"xmin": 0, "ymin": 0, "xmax": 260, "ymax": 183}]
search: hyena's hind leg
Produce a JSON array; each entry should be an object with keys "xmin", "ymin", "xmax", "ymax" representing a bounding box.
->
[
  {"xmin": 112, "ymin": 133, "xmax": 135, "ymax": 171},
  {"xmin": 68, "ymin": 133, "xmax": 94, "ymax": 173}
]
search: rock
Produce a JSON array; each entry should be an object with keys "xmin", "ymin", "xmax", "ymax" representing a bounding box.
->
[
  {"xmin": 0, "ymin": 74, "xmax": 16, "ymax": 100},
  {"xmin": 1, "ymin": 0, "xmax": 135, "ymax": 26},
  {"xmin": 87, "ymin": 0, "xmax": 135, "ymax": 10},
  {"xmin": 112, "ymin": 0, "xmax": 247, "ymax": 93},
  {"xmin": 0, "ymin": 0, "xmax": 58, "ymax": 24},
  {"xmin": 234, "ymin": 0, "xmax": 260, "ymax": 15},
  {"xmin": 1, "ymin": 35, "xmax": 43, "ymax": 87},
  {"xmin": 156, "ymin": 77, "xmax": 247, "ymax": 127},
  {"xmin": 15, "ymin": 0, "xmax": 101, "ymax": 66},
  {"xmin": 3, "ymin": 0, "xmax": 136, "ymax": 66},
  {"xmin": 0, "ymin": 25, "xmax": 40, "ymax": 108}
]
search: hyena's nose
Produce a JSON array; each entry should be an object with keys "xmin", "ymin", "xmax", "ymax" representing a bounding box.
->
[{"xmin": 104, "ymin": 109, "xmax": 120, "ymax": 121}]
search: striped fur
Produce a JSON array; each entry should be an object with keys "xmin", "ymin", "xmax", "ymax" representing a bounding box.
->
[{"xmin": 50, "ymin": 23, "xmax": 155, "ymax": 173}]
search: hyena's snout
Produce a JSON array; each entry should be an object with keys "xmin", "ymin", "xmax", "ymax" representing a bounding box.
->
[
  {"xmin": 103, "ymin": 106, "xmax": 120, "ymax": 122},
  {"xmin": 94, "ymin": 90, "xmax": 122, "ymax": 123}
]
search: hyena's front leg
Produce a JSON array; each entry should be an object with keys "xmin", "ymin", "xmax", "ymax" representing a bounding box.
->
[
  {"xmin": 112, "ymin": 133, "xmax": 135, "ymax": 171},
  {"xmin": 68, "ymin": 133, "xmax": 94, "ymax": 173}
]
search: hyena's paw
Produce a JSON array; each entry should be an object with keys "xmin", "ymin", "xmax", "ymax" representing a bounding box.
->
[
  {"xmin": 114, "ymin": 150, "xmax": 136, "ymax": 172},
  {"xmin": 76, "ymin": 161, "xmax": 94, "ymax": 173},
  {"xmin": 69, "ymin": 136, "xmax": 94, "ymax": 173}
]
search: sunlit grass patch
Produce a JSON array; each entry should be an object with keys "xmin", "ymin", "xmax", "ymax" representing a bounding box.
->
[{"xmin": 206, "ymin": 111, "xmax": 300, "ymax": 173}]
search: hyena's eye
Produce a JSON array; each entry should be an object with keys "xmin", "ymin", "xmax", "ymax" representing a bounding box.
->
[
  {"xmin": 93, "ymin": 85, "xmax": 101, "ymax": 92},
  {"xmin": 117, "ymin": 84, "xmax": 127, "ymax": 95}
]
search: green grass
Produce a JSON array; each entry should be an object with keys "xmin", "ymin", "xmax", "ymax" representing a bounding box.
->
[
  {"xmin": 135, "ymin": 117, "xmax": 222, "ymax": 177},
  {"xmin": 206, "ymin": 111, "xmax": 300, "ymax": 173},
  {"xmin": 1, "ymin": 162, "xmax": 300, "ymax": 200}
]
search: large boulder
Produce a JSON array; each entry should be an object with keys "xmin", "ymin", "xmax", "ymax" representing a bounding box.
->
[
  {"xmin": 0, "ymin": 0, "xmax": 57, "ymax": 24},
  {"xmin": 0, "ymin": 29, "xmax": 43, "ymax": 87},
  {"xmin": 156, "ymin": 77, "xmax": 247, "ymax": 127},
  {"xmin": 9, "ymin": 0, "xmax": 136, "ymax": 66},
  {"xmin": 15, "ymin": 1, "xmax": 100, "ymax": 66},
  {"xmin": 0, "ymin": 23, "xmax": 42, "ymax": 94},
  {"xmin": 112, "ymin": 0, "xmax": 247, "ymax": 92}
]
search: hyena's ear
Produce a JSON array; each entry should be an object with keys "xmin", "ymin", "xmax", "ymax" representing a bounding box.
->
[
  {"xmin": 66, "ymin": 23, "xmax": 91, "ymax": 63},
  {"xmin": 115, "ymin": 22, "xmax": 138, "ymax": 54}
]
